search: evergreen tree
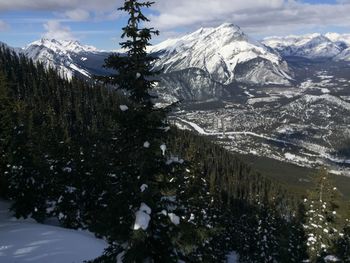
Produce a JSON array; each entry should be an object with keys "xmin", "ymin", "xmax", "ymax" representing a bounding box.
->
[
  {"xmin": 304, "ymin": 168, "xmax": 341, "ymax": 262},
  {"xmin": 335, "ymin": 221, "xmax": 350, "ymax": 262},
  {"xmin": 95, "ymin": 1, "xmax": 206, "ymax": 262},
  {"xmin": 284, "ymin": 204, "xmax": 308, "ymax": 262}
]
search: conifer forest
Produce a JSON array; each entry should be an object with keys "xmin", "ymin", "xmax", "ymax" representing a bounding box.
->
[{"xmin": 0, "ymin": 0, "xmax": 350, "ymax": 262}]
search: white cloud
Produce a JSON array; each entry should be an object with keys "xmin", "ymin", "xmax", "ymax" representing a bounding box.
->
[
  {"xmin": 151, "ymin": 0, "xmax": 284, "ymax": 29},
  {"xmin": 1, "ymin": 0, "xmax": 350, "ymax": 38},
  {"xmin": 0, "ymin": 0, "xmax": 122, "ymax": 12},
  {"xmin": 64, "ymin": 9, "xmax": 90, "ymax": 21},
  {"xmin": 0, "ymin": 20, "xmax": 10, "ymax": 31},
  {"xmin": 0, "ymin": 1, "xmax": 122, "ymax": 24},
  {"xmin": 149, "ymin": 0, "xmax": 350, "ymax": 37},
  {"xmin": 43, "ymin": 20, "xmax": 75, "ymax": 40}
]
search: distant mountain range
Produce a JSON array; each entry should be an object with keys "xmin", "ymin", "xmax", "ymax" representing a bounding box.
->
[
  {"xmin": 263, "ymin": 33, "xmax": 350, "ymax": 61},
  {"xmin": 2, "ymin": 24, "xmax": 350, "ymax": 102}
]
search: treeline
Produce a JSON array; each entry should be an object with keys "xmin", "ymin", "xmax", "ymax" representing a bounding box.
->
[{"xmin": 0, "ymin": 44, "xmax": 349, "ymax": 262}]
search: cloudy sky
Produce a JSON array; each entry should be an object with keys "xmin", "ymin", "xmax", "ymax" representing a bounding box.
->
[{"xmin": 0, "ymin": 0, "xmax": 349, "ymax": 50}]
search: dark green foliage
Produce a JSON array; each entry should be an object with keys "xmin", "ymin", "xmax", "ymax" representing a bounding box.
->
[
  {"xmin": 93, "ymin": 1, "xmax": 217, "ymax": 261},
  {"xmin": 168, "ymin": 129, "xmax": 298, "ymax": 212},
  {"xmin": 168, "ymin": 129, "xmax": 309, "ymax": 263},
  {"xmin": 304, "ymin": 169, "xmax": 343, "ymax": 262},
  {"xmin": 336, "ymin": 223, "xmax": 350, "ymax": 262},
  {"xmin": 0, "ymin": 45, "xmax": 124, "ymax": 226},
  {"xmin": 99, "ymin": 0, "xmax": 159, "ymax": 105},
  {"xmin": 0, "ymin": 71, "xmax": 13, "ymax": 197}
]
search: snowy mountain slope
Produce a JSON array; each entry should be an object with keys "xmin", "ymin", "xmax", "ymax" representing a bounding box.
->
[
  {"xmin": 150, "ymin": 23, "xmax": 293, "ymax": 86},
  {"xmin": 334, "ymin": 47, "xmax": 350, "ymax": 61},
  {"xmin": 22, "ymin": 38, "xmax": 111, "ymax": 79},
  {"xmin": 283, "ymin": 94, "xmax": 350, "ymax": 117},
  {"xmin": 263, "ymin": 33, "xmax": 343, "ymax": 59},
  {"xmin": 0, "ymin": 200, "xmax": 107, "ymax": 263},
  {"xmin": 325, "ymin": 33, "xmax": 350, "ymax": 47},
  {"xmin": 28, "ymin": 38, "xmax": 99, "ymax": 54}
]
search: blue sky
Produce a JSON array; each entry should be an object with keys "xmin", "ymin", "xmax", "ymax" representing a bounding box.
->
[{"xmin": 0, "ymin": 0, "xmax": 349, "ymax": 50}]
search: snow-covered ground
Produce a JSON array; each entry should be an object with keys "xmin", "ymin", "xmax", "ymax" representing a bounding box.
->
[
  {"xmin": 0, "ymin": 200, "xmax": 107, "ymax": 263},
  {"xmin": 226, "ymin": 251, "xmax": 239, "ymax": 263}
]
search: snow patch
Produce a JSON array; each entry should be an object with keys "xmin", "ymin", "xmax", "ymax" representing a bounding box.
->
[
  {"xmin": 160, "ymin": 144, "xmax": 167, "ymax": 156},
  {"xmin": 324, "ymin": 255, "xmax": 340, "ymax": 262},
  {"xmin": 140, "ymin": 184, "xmax": 148, "ymax": 193},
  {"xmin": 133, "ymin": 203, "xmax": 152, "ymax": 231},
  {"xmin": 168, "ymin": 213, "xmax": 180, "ymax": 225},
  {"xmin": 226, "ymin": 251, "xmax": 239, "ymax": 263},
  {"xmin": 119, "ymin": 105, "xmax": 129, "ymax": 111},
  {"xmin": 0, "ymin": 200, "xmax": 107, "ymax": 263}
]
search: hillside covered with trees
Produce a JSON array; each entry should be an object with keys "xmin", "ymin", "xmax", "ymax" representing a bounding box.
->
[{"xmin": 0, "ymin": 1, "xmax": 350, "ymax": 262}]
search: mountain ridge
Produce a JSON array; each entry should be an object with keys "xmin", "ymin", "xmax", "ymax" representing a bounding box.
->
[
  {"xmin": 263, "ymin": 33, "xmax": 350, "ymax": 60},
  {"xmin": 150, "ymin": 23, "xmax": 293, "ymax": 86},
  {"xmin": 2, "ymin": 24, "xmax": 349, "ymax": 102},
  {"xmin": 21, "ymin": 38, "xmax": 111, "ymax": 79}
]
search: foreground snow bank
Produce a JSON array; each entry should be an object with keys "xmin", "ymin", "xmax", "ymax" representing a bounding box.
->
[{"xmin": 0, "ymin": 200, "xmax": 107, "ymax": 263}]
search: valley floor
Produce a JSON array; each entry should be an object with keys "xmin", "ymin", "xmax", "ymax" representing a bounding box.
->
[{"xmin": 174, "ymin": 116, "xmax": 350, "ymax": 177}]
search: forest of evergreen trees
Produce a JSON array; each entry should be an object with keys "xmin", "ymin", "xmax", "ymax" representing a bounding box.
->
[{"xmin": 0, "ymin": 1, "xmax": 350, "ymax": 262}]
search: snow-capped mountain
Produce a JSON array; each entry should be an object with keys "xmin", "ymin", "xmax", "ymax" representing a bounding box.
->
[
  {"xmin": 325, "ymin": 33, "xmax": 350, "ymax": 47},
  {"xmin": 22, "ymin": 38, "xmax": 111, "ymax": 79},
  {"xmin": 2, "ymin": 26, "xmax": 349, "ymax": 103},
  {"xmin": 327, "ymin": 33, "xmax": 350, "ymax": 61},
  {"xmin": 28, "ymin": 38, "xmax": 99, "ymax": 54},
  {"xmin": 151, "ymin": 23, "xmax": 292, "ymax": 87},
  {"xmin": 263, "ymin": 33, "xmax": 349, "ymax": 60},
  {"xmin": 335, "ymin": 47, "xmax": 350, "ymax": 61}
]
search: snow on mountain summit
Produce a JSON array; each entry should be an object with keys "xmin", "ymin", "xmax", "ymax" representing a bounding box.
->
[
  {"xmin": 263, "ymin": 33, "xmax": 348, "ymax": 59},
  {"xmin": 151, "ymin": 23, "xmax": 292, "ymax": 86},
  {"xmin": 151, "ymin": 23, "xmax": 251, "ymax": 54},
  {"xmin": 27, "ymin": 38, "xmax": 99, "ymax": 55},
  {"xmin": 325, "ymin": 33, "xmax": 350, "ymax": 46},
  {"xmin": 22, "ymin": 38, "xmax": 103, "ymax": 79}
]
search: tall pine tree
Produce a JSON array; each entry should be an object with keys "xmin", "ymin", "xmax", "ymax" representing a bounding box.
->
[{"xmin": 95, "ymin": 1, "xmax": 206, "ymax": 262}]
